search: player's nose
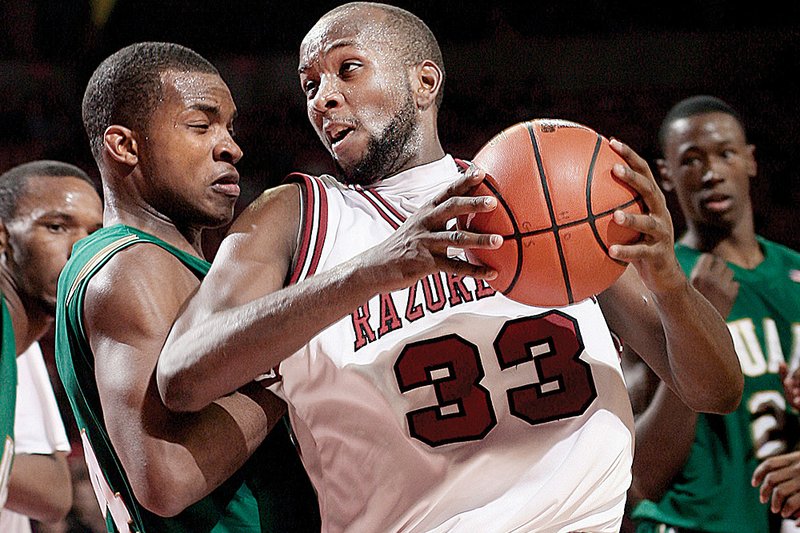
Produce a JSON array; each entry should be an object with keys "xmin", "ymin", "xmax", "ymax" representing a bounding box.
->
[{"xmin": 310, "ymin": 76, "xmax": 344, "ymax": 114}]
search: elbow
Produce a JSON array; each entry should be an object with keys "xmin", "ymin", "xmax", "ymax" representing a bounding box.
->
[
  {"xmin": 714, "ymin": 371, "xmax": 744, "ymax": 414},
  {"xmin": 133, "ymin": 467, "xmax": 197, "ymax": 518},
  {"xmin": 156, "ymin": 359, "xmax": 206, "ymax": 414},
  {"xmin": 684, "ymin": 371, "xmax": 743, "ymax": 415}
]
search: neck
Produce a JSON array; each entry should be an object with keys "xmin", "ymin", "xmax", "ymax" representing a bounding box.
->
[
  {"xmin": 381, "ymin": 138, "xmax": 445, "ymax": 183},
  {"xmin": 0, "ymin": 271, "xmax": 52, "ymax": 355},
  {"xmin": 388, "ymin": 124, "xmax": 446, "ymax": 178},
  {"xmin": 680, "ymin": 219, "xmax": 763, "ymax": 269},
  {"xmin": 407, "ymin": 139, "xmax": 446, "ymax": 170},
  {"xmin": 101, "ymin": 186, "xmax": 205, "ymax": 259}
]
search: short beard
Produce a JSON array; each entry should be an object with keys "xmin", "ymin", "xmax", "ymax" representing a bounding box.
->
[{"xmin": 338, "ymin": 93, "xmax": 418, "ymax": 186}]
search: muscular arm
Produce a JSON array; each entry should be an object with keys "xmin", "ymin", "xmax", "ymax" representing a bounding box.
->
[
  {"xmin": 621, "ymin": 245, "xmax": 743, "ymax": 503},
  {"xmin": 4, "ymin": 451, "xmax": 71, "ymax": 523},
  {"xmin": 599, "ymin": 140, "xmax": 741, "ymax": 414},
  {"xmin": 86, "ymin": 244, "xmax": 285, "ymax": 517},
  {"xmin": 601, "ymin": 266, "xmax": 739, "ymax": 413},
  {"xmin": 158, "ymin": 171, "xmax": 502, "ymax": 412}
]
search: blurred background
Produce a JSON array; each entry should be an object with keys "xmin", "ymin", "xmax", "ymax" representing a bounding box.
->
[
  {"xmin": 1, "ymin": 1, "xmax": 798, "ymax": 529},
  {"xmin": 2, "ymin": 0, "xmax": 799, "ymax": 244}
]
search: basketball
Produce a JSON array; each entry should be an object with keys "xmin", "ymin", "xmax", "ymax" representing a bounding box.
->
[{"xmin": 458, "ymin": 118, "xmax": 645, "ymax": 307}]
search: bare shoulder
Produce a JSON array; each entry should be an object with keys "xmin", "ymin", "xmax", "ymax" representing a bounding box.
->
[
  {"xmin": 192, "ymin": 183, "xmax": 302, "ymax": 312},
  {"xmin": 229, "ymin": 183, "xmax": 301, "ymax": 238},
  {"xmin": 217, "ymin": 182, "xmax": 301, "ymax": 270},
  {"xmin": 83, "ymin": 242, "xmax": 201, "ymax": 342}
]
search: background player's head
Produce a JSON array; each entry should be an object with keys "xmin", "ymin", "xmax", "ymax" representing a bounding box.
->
[
  {"xmin": 83, "ymin": 41, "xmax": 243, "ymax": 230},
  {"xmin": 299, "ymin": 2, "xmax": 445, "ymax": 185},
  {"xmin": 0, "ymin": 160, "xmax": 102, "ymax": 317},
  {"xmin": 656, "ymin": 95, "xmax": 757, "ymax": 239}
]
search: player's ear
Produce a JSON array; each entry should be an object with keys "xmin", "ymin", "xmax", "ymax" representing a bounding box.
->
[
  {"xmin": 411, "ymin": 60, "xmax": 443, "ymax": 111},
  {"xmin": 745, "ymin": 143, "xmax": 757, "ymax": 178},
  {"xmin": 0, "ymin": 221, "xmax": 8, "ymax": 259},
  {"xmin": 103, "ymin": 125, "xmax": 140, "ymax": 166},
  {"xmin": 656, "ymin": 158, "xmax": 674, "ymax": 192}
]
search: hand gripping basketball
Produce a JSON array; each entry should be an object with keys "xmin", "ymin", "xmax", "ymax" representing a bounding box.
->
[{"xmin": 457, "ymin": 119, "xmax": 645, "ymax": 307}]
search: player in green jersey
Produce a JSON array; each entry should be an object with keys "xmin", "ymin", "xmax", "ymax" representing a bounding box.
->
[
  {"xmin": 55, "ymin": 42, "xmax": 319, "ymax": 532},
  {"xmin": 0, "ymin": 160, "xmax": 102, "ymax": 524},
  {"xmin": 625, "ymin": 95, "xmax": 800, "ymax": 532}
]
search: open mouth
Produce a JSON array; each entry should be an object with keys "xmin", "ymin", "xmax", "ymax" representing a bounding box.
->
[
  {"xmin": 325, "ymin": 122, "xmax": 355, "ymax": 148},
  {"xmin": 332, "ymin": 128, "xmax": 353, "ymax": 147}
]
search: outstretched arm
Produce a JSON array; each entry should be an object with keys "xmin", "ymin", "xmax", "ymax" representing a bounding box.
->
[
  {"xmin": 599, "ymin": 139, "xmax": 742, "ymax": 415},
  {"xmin": 158, "ymin": 168, "xmax": 503, "ymax": 412},
  {"xmin": 86, "ymin": 245, "xmax": 285, "ymax": 517}
]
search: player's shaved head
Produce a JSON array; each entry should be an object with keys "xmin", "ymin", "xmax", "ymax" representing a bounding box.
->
[{"xmin": 306, "ymin": 2, "xmax": 445, "ymax": 106}]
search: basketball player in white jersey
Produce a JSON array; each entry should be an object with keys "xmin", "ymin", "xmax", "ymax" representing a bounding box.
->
[{"xmin": 157, "ymin": 3, "xmax": 742, "ymax": 531}]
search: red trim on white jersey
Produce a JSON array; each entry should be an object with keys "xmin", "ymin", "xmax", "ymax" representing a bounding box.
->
[
  {"xmin": 285, "ymin": 173, "xmax": 328, "ymax": 284},
  {"xmin": 453, "ymin": 158, "xmax": 471, "ymax": 171},
  {"xmin": 352, "ymin": 186, "xmax": 406, "ymax": 229}
]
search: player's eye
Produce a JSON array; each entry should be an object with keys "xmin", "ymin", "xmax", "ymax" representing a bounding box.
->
[
  {"xmin": 46, "ymin": 223, "xmax": 66, "ymax": 233},
  {"xmin": 302, "ymin": 79, "xmax": 318, "ymax": 97},
  {"xmin": 340, "ymin": 61, "xmax": 361, "ymax": 76},
  {"xmin": 681, "ymin": 155, "xmax": 701, "ymax": 167}
]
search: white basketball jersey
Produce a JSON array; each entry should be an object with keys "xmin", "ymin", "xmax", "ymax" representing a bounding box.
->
[{"xmin": 271, "ymin": 156, "xmax": 634, "ymax": 533}]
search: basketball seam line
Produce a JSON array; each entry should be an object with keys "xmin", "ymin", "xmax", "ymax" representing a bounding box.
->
[
  {"xmin": 586, "ymin": 135, "xmax": 607, "ymax": 255},
  {"xmin": 527, "ymin": 122, "xmax": 574, "ymax": 304},
  {"xmin": 499, "ymin": 196, "xmax": 641, "ymax": 239}
]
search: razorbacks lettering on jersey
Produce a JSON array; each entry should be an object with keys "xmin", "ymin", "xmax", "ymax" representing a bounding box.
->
[
  {"xmin": 271, "ymin": 155, "xmax": 635, "ymax": 533},
  {"xmin": 0, "ymin": 296, "xmax": 17, "ymax": 516}
]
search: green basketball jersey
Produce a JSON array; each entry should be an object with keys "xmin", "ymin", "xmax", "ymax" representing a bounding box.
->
[
  {"xmin": 633, "ymin": 237, "xmax": 800, "ymax": 532},
  {"xmin": 55, "ymin": 224, "xmax": 319, "ymax": 533},
  {"xmin": 0, "ymin": 296, "xmax": 16, "ymax": 511}
]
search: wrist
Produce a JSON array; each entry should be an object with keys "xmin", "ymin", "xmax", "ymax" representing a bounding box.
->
[{"xmin": 650, "ymin": 275, "xmax": 693, "ymax": 311}]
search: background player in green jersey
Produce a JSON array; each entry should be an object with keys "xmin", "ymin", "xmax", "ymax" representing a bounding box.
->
[
  {"xmin": 55, "ymin": 42, "xmax": 319, "ymax": 532},
  {"xmin": 624, "ymin": 95, "xmax": 800, "ymax": 532},
  {"xmin": 0, "ymin": 160, "xmax": 102, "ymax": 526}
]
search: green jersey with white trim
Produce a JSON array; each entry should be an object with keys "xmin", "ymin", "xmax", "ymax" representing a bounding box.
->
[
  {"xmin": 56, "ymin": 224, "xmax": 319, "ymax": 532},
  {"xmin": 633, "ymin": 236, "xmax": 800, "ymax": 533},
  {"xmin": 0, "ymin": 296, "xmax": 16, "ymax": 513}
]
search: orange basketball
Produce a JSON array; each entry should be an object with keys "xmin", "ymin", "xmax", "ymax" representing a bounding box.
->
[{"xmin": 458, "ymin": 118, "xmax": 644, "ymax": 307}]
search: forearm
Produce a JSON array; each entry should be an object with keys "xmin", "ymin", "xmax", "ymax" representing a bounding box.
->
[
  {"xmin": 652, "ymin": 279, "xmax": 742, "ymax": 413},
  {"xmin": 632, "ymin": 382, "xmax": 698, "ymax": 501},
  {"xmin": 159, "ymin": 255, "xmax": 385, "ymax": 412},
  {"xmin": 118, "ymin": 389, "xmax": 281, "ymax": 517},
  {"xmin": 5, "ymin": 452, "xmax": 71, "ymax": 523}
]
